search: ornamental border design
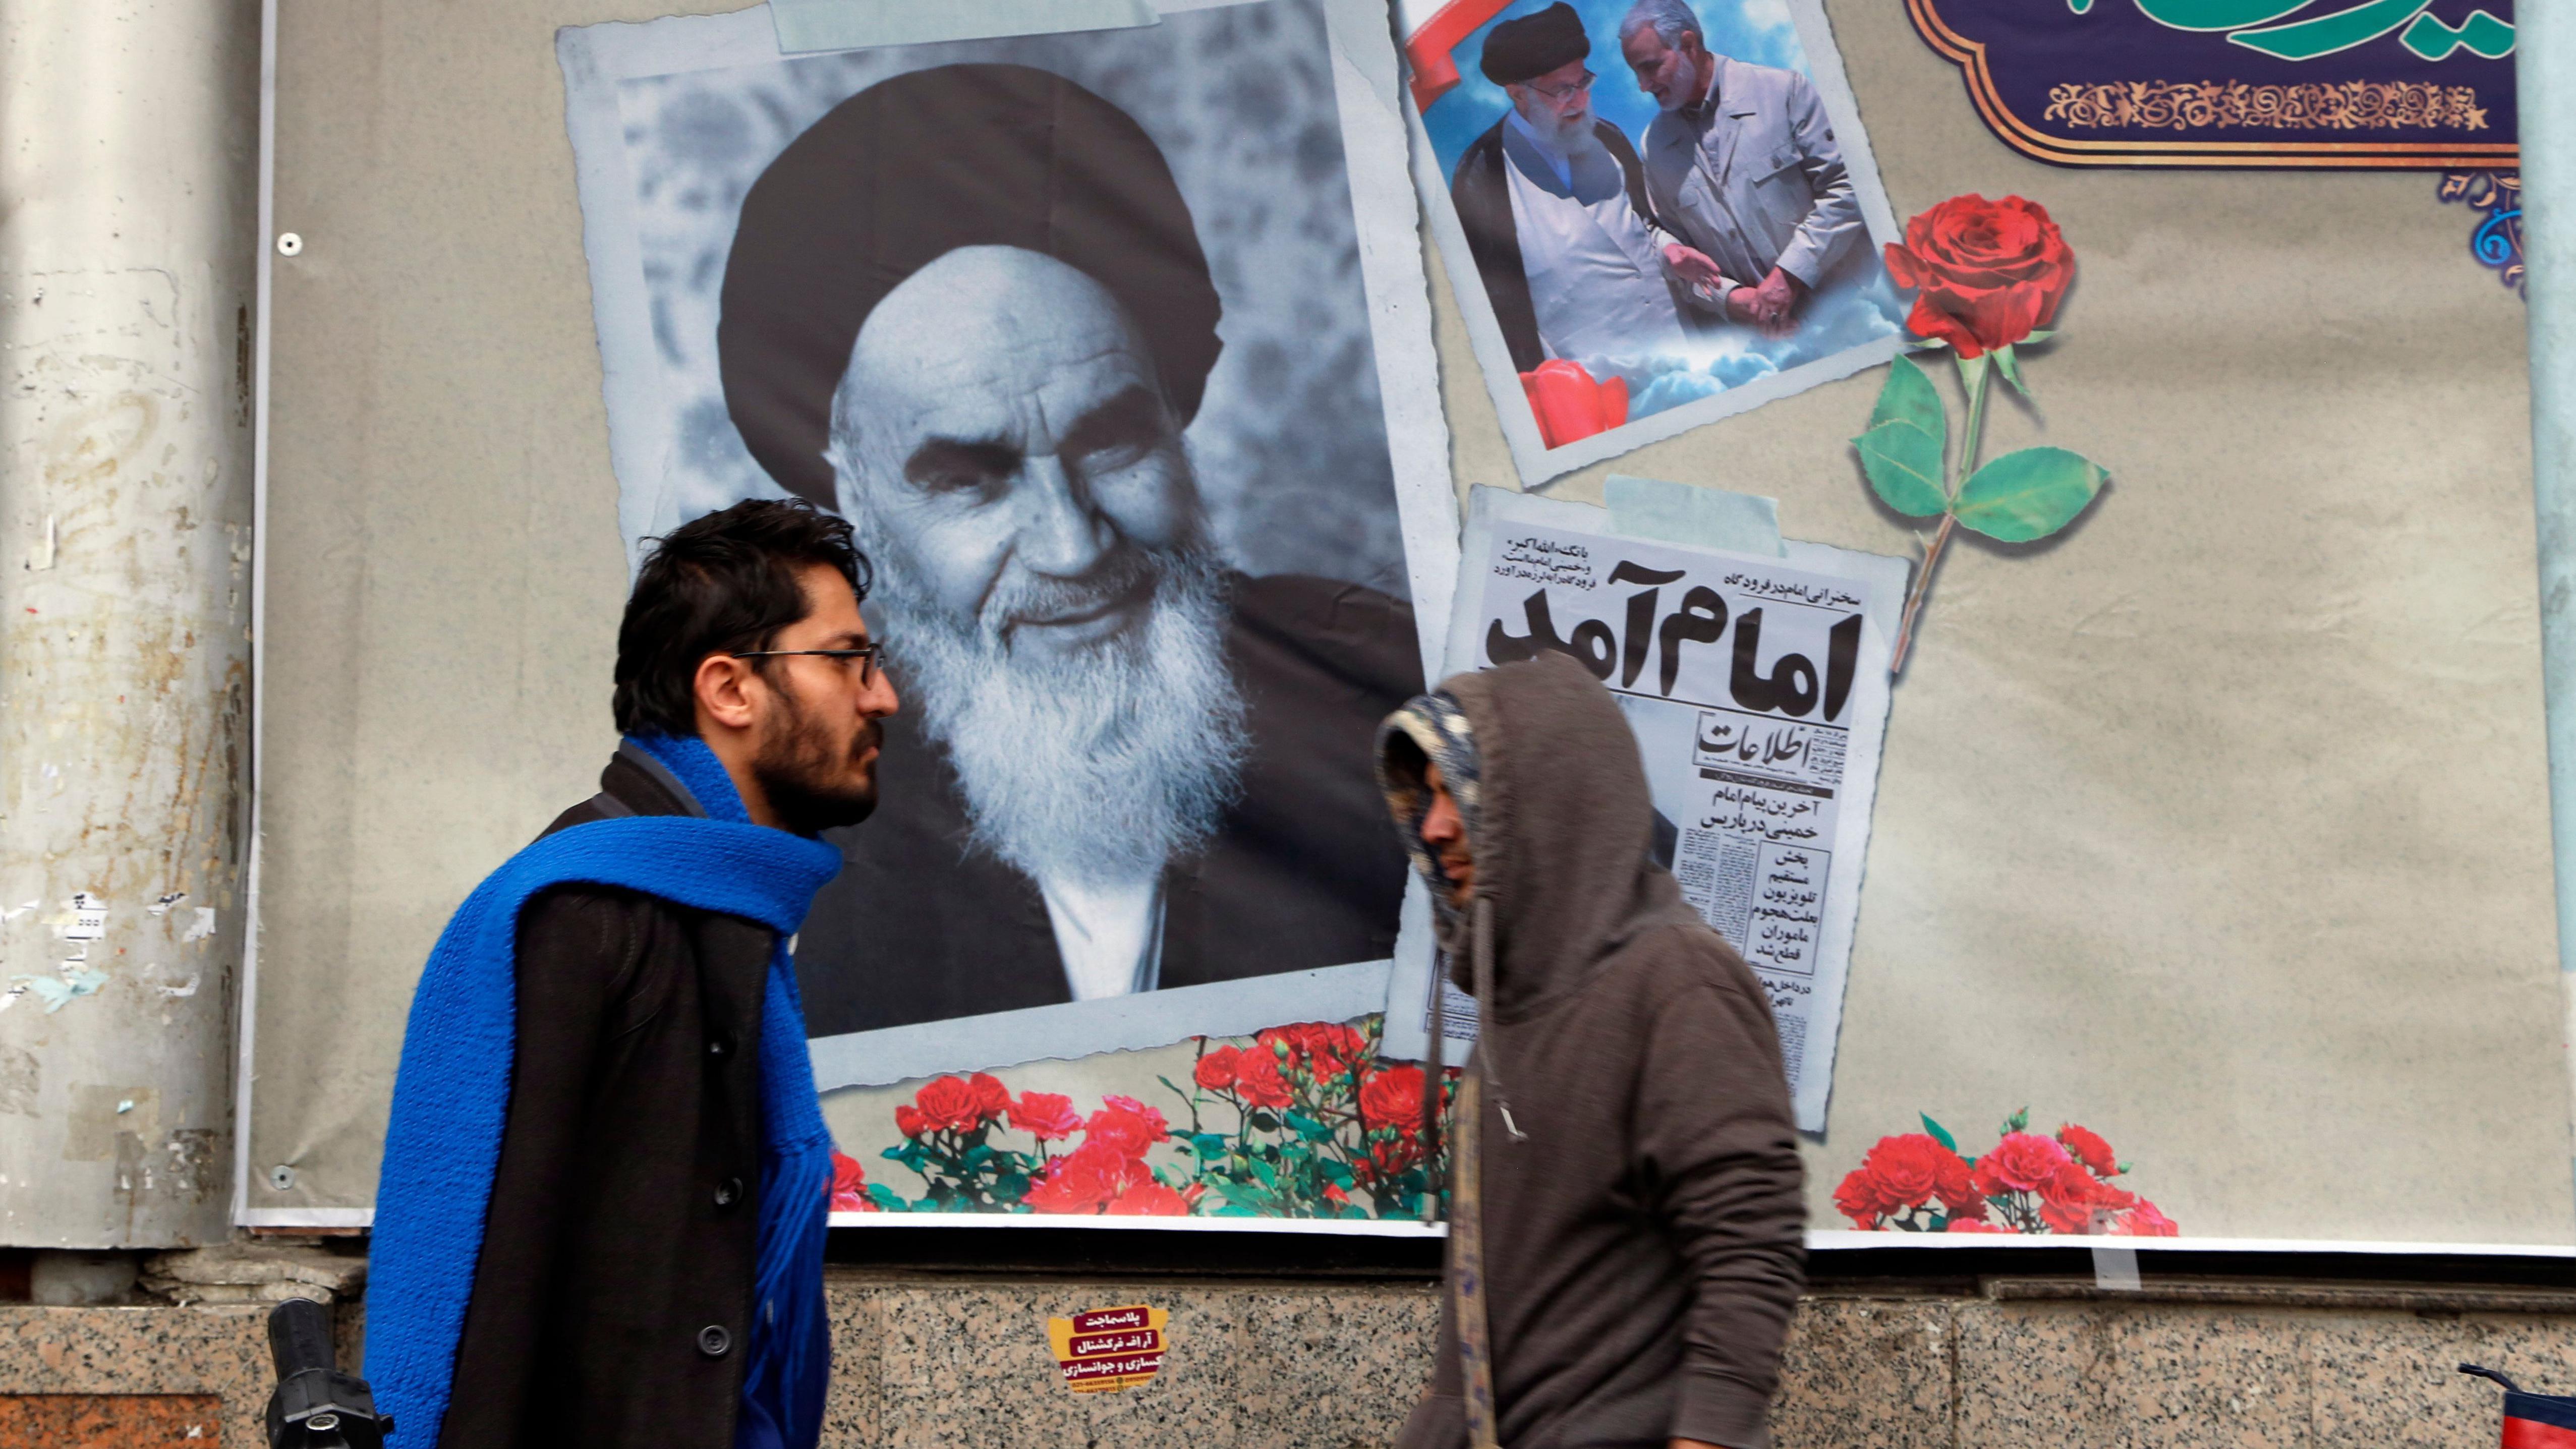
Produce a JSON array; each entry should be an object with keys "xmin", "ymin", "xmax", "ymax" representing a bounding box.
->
[
  {"xmin": 2043, "ymin": 80, "xmax": 2488, "ymax": 134},
  {"xmin": 1907, "ymin": 0, "xmax": 2518, "ymax": 170}
]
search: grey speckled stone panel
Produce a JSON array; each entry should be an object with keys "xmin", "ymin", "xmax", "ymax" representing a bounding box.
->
[
  {"xmin": 863, "ymin": 1283, "xmax": 1250, "ymax": 1449},
  {"xmin": 1227, "ymin": 1285, "xmax": 1439, "ymax": 1449},
  {"xmin": 1773, "ymin": 1297, "xmax": 1956, "ymax": 1449},
  {"xmin": 32, "ymin": 1282, "xmax": 2576, "ymax": 1449},
  {"xmin": 2308, "ymin": 1310, "xmax": 2576, "ymax": 1449},
  {"xmin": 0, "ymin": 1304, "xmax": 274, "ymax": 1448}
]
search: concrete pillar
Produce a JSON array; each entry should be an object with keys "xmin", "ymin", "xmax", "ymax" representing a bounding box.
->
[
  {"xmin": 0, "ymin": 0, "xmax": 262, "ymax": 1246},
  {"xmin": 2522, "ymin": 8, "xmax": 2576, "ymax": 1194}
]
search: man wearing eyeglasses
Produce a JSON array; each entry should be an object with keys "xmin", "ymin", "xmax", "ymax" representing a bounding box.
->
[
  {"xmin": 378, "ymin": 498, "xmax": 900, "ymax": 1449},
  {"xmin": 1450, "ymin": 2, "xmax": 1725, "ymax": 373}
]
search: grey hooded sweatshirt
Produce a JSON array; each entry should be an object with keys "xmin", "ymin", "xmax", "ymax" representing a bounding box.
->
[{"xmin": 1378, "ymin": 652, "xmax": 1804, "ymax": 1449}]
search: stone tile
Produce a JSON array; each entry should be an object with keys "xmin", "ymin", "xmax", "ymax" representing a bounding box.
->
[
  {"xmin": 1954, "ymin": 1299, "xmax": 2121, "ymax": 1446},
  {"xmin": 1228, "ymin": 1284, "xmax": 1439, "ymax": 1449},
  {"xmin": 2311, "ymin": 1309, "xmax": 2576, "ymax": 1449},
  {"xmin": 2092, "ymin": 1306, "xmax": 2310, "ymax": 1449},
  {"xmin": 821, "ymin": 1280, "xmax": 883, "ymax": 1449},
  {"xmin": 1771, "ymin": 1297, "xmax": 1955, "ymax": 1449},
  {"xmin": 0, "ymin": 1394, "xmax": 224, "ymax": 1447},
  {"xmin": 1958, "ymin": 1301, "xmax": 2313, "ymax": 1449},
  {"xmin": 0, "ymin": 1305, "xmax": 272, "ymax": 1448},
  {"xmin": 870, "ymin": 1283, "xmax": 1244, "ymax": 1449}
]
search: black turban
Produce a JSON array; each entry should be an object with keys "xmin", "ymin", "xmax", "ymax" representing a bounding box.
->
[
  {"xmin": 1479, "ymin": 3, "xmax": 1591, "ymax": 86},
  {"xmin": 717, "ymin": 64, "xmax": 1224, "ymax": 507}
]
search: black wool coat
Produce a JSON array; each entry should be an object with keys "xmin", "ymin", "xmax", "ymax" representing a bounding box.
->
[{"xmin": 434, "ymin": 747, "xmax": 774, "ymax": 1449}]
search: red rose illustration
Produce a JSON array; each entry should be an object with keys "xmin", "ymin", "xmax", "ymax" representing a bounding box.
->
[
  {"xmin": 2111, "ymin": 1199, "xmax": 2179, "ymax": 1237},
  {"xmin": 911, "ymin": 1075, "xmax": 987, "ymax": 1134},
  {"xmin": 968, "ymin": 1072, "xmax": 1011, "ymax": 1121},
  {"xmin": 1881, "ymin": 194, "xmax": 2073, "ymax": 360},
  {"xmin": 2056, "ymin": 1123, "xmax": 2117, "ymax": 1178},
  {"xmin": 894, "ymin": 1105, "xmax": 929, "ymax": 1139},
  {"xmin": 1008, "ymin": 1090, "xmax": 1082, "ymax": 1141},
  {"xmin": 1857, "ymin": 1133, "xmax": 1978, "ymax": 1214},
  {"xmin": 2036, "ymin": 1160, "xmax": 2135, "ymax": 1235},
  {"xmin": 1834, "ymin": 1165, "xmax": 1894, "ymax": 1228},
  {"xmin": 829, "ymin": 1150, "xmax": 876, "ymax": 1212},
  {"xmin": 1083, "ymin": 1097, "xmax": 1168, "ymax": 1161},
  {"xmin": 1359, "ymin": 1065, "xmax": 1426, "ymax": 1134},
  {"xmin": 1277, "ymin": 1023, "xmax": 1367, "ymax": 1078},
  {"xmin": 1194, "ymin": 1045, "xmax": 1241, "ymax": 1091},
  {"xmin": 1022, "ymin": 1139, "xmax": 1140, "ymax": 1213},
  {"xmin": 1944, "ymin": 1218, "xmax": 2019, "ymax": 1234},
  {"xmin": 1234, "ymin": 1046, "xmax": 1292, "ymax": 1110},
  {"xmin": 1971, "ymin": 1131, "xmax": 2072, "ymax": 1196},
  {"xmin": 1104, "ymin": 1180, "xmax": 1192, "ymax": 1216}
]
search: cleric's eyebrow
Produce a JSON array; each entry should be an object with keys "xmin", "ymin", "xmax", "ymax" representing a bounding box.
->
[
  {"xmin": 1059, "ymin": 386, "xmax": 1165, "ymax": 458},
  {"xmin": 902, "ymin": 435, "xmax": 1022, "ymax": 488}
]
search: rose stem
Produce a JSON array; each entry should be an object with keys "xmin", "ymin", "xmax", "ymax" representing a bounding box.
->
[{"xmin": 1888, "ymin": 353, "xmax": 1993, "ymax": 674}]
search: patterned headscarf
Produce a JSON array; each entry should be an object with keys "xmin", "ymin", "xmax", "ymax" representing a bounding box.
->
[{"xmin": 1375, "ymin": 688, "xmax": 1482, "ymax": 919}]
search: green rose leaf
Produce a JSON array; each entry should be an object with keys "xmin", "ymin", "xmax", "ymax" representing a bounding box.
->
[
  {"xmin": 1920, "ymin": 1113, "xmax": 1959, "ymax": 1152},
  {"xmin": 1248, "ymin": 1110, "xmax": 1280, "ymax": 1134},
  {"xmin": 1870, "ymin": 353, "xmax": 1947, "ymax": 440},
  {"xmin": 1992, "ymin": 343, "xmax": 2030, "ymax": 398},
  {"xmin": 1191, "ymin": 1131, "xmax": 1230, "ymax": 1159},
  {"xmin": 865, "ymin": 1183, "xmax": 907, "ymax": 1211},
  {"xmin": 1855, "ymin": 421, "xmax": 1949, "ymax": 518},
  {"xmin": 1955, "ymin": 448, "xmax": 2107, "ymax": 542}
]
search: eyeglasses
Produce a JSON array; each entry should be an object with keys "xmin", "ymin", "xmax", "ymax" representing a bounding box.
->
[
  {"xmin": 731, "ymin": 642, "xmax": 886, "ymax": 686},
  {"xmin": 1524, "ymin": 71, "xmax": 1595, "ymax": 103}
]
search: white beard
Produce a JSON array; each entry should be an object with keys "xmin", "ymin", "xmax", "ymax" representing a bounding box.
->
[{"xmin": 869, "ymin": 540, "xmax": 1248, "ymax": 889}]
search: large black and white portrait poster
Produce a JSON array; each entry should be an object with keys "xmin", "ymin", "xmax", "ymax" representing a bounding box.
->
[{"xmin": 559, "ymin": 0, "xmax": 1455, "ymax": 1097}]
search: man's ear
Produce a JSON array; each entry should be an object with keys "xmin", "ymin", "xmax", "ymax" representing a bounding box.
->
[{"xmin": 694, "ymin": 653, "xmax": 764, "ymax": 734}]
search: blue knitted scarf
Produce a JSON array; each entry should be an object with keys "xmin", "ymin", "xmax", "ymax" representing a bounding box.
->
[{"xmin": 370, "ymin": 734, "xmax": 840, "ymax": 1449}]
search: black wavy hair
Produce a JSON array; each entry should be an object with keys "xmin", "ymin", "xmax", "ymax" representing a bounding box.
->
[{"xmin": 612, "ymin": 498, "xmax": 871, "ymax": 737}]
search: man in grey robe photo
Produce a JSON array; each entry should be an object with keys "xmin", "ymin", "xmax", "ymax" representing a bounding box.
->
[
  {"xmin": 1620, "ymin": 0, "xmax": 1863, "ymax": 337},
  {"xmin": 715, "ymin": 63, "xmax": 1423, "ymax": 1035}
]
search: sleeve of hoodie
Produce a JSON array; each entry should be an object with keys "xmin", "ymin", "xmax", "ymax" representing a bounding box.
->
[{"xmin": 1635, "ymin": 934, "xmax": 1807, "ymax": 1449}]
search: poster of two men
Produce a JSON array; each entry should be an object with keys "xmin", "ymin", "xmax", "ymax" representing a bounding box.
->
[{"xmin": 1410, "ymin": 0, "xmax": 1911, "ymax": 478}]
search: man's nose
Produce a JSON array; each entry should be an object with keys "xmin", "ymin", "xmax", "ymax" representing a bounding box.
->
[
  {"xmin": 862, "ymin": 666, "xmax": 900, "ymax": 719},
  {"xmin": 1013, "ymin": 453, "xmax": 1113, "ymax": 577}
]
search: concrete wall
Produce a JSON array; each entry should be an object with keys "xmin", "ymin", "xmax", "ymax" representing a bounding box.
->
[{"xmin": 7, "ymin": 1274, "xmax": 2576, "ymax": 1446}]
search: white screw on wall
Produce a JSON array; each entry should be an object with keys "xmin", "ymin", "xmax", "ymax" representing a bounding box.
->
[{"xmin": 275, "ymin": 232, "xmax": 301, "ymax": 256}]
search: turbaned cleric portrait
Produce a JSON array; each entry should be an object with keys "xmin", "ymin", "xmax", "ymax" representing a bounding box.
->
[{"xmin": 715, "ymin": 63, "xmax": 1425, "ymax": 1036}]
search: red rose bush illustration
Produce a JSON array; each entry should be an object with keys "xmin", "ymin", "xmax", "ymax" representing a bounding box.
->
[
  {"xmin": 845, "ymin": 1016, "xmax": 1458, "ymax": 1219},
  {"xmin": 1834, "ymin": 1108, "xmax": 2177, "ymax": 1236},
  {"xmin": 1855, "ymin": 194, "xmax": 2108, "ymax": 671}
]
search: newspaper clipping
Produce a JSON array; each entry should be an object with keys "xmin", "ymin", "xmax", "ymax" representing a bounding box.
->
[{"xmin": 1423, "ymin": 488, "xmax": 1899, "ymax": 1129}]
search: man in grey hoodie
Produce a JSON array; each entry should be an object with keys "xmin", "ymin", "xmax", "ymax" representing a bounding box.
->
[{"xmin": 1377, "ymin": 651, "xmax": 1805, "ymax": 1449}]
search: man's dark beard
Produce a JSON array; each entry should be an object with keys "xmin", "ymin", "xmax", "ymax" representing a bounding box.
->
[{"xmin": 752, "ymin": 681, "xmax": 880, "ymax": 836}]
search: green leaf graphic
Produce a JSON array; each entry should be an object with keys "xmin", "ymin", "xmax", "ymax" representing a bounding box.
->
[
  {"xmin": 1920, "ymin": 1113, "xmax": 1959, "ymax": 1152},
  {"xmin": 1855, "ymin": 421, "xmax": 1949, "ymax": 517},
  {"xmin": 1955, "ymin": 448, "xmax": 2107, "ymax": 542},
  {"xmin": 1870, "ymin": 353, "xmax": 1947, "ymax": 440},
  {"xmin": 1993, "ymin": 343, "xmax": 2030, "ymax": 398}
]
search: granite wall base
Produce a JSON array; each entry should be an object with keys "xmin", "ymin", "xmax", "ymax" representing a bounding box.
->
[{"xmin": 4, "ymin": 1276, "xmax": 2574, "ymax": 1446}]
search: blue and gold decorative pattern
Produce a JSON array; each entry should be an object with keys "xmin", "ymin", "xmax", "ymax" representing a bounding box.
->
[{"xmin": 2439, "ymin": 169, "xmax": 2524, "ymax": 297}]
